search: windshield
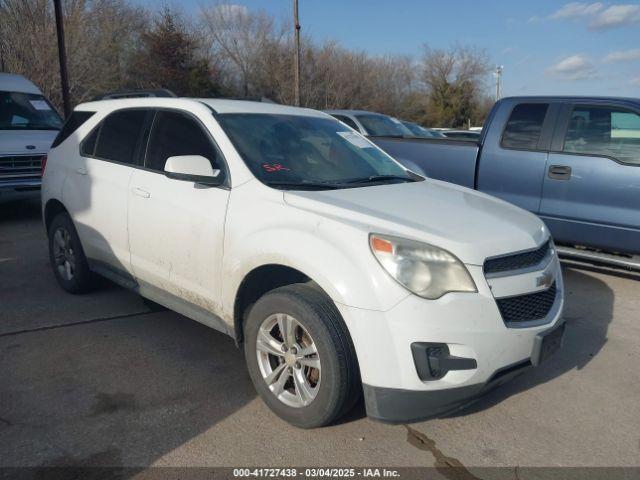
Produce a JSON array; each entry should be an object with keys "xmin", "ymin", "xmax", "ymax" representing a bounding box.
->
[
  {"xmin": 218, "ymin": 113, "xmax": 417, "ymax": 190},
  {"xmin": 0, "ymin": 91, "xmax": 62, "ymax": 130},
  {"xmin": 355, "ymin": 114, "xmax": 413, "ymax": 137}
]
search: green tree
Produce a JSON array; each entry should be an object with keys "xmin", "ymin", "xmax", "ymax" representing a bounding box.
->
[{"xmin": 130, "ymin": 9, "xmax": 220, "ymax": 97}]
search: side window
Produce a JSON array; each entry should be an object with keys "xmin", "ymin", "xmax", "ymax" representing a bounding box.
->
[
  {"xmin": 333, "ymin": 115, "xmax": 359, "ymax": 131},
  {"xmin": 51, "ymin": 111, "xmax": 95, "ymax": 148},
  {"xmin": 563, "ymin": 106, "xmax": 640, "ymax": 165},
  {"xmin": 80, "ymin": 127, "xmax": 99, "ymax": 156},
  {"xmin": 145, "ymin": 110, "xmax": 218, "ymax": 172},
  {"xmin": 501, "ymin": 103, "xmax": 549, "ymax": 150},
  {"xmin": 94, "ymin": 109, "xmax": 148, "ymax": 164}
]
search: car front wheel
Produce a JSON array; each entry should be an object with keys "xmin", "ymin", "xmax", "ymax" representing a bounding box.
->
[{"xmin": 243, "ymin": 284, "xmax": 360, "ymax": 428}]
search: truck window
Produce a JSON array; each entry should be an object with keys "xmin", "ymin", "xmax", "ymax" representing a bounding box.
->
[
  {"xmin": 563, "ymin": 106, "xmax": 640, "ymax": 165},
  {"xmin": 145, "ymin": 110, "xmax": 219, "ymax": 172},
  {"xmin": 94, "ymin": 109, "xmax": 148, "ymax": 164},
  {"xmin": 501, "ymin": 103, "xmax": 549, "ymax": 150}
]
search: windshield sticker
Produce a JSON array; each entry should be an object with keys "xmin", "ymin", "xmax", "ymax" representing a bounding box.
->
[
  {"xmin": 337, "ymin": 131, "xmax": 373, "ymax": 149},
  {"xmin": 262, "ymin": 163, "xmax": 290, "ymax": 172},
  {"xmin": 29, "ymin": 100, "xmax": 52, "ymax": 111}
]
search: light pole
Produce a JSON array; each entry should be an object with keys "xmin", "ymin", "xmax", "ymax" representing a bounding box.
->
[
  {"xmin": 53, "ymin": 0, "xmax": 71, "ymax": 118},
  {"xmin": 494, "ymin": 65, "xmax": 503, "ymax": 101},
  {"xmin": 293, "ymin": 0, "xmax": 301, "ymax": 106}
]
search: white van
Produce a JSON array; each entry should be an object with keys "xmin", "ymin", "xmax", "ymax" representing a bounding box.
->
[{"xmin": 0, "ymin": 73, "xmax": 62, "ymax": 202}]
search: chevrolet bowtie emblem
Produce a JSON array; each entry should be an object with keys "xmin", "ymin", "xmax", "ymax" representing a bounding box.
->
[{"xmin": 536, "ymin": 271, "xmax": 554, "ymax": 289}]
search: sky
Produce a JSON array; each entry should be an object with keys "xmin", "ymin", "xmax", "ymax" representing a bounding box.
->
[{"xmin": 136, "ymin": 0, "xmax": 640, "ymax": 98}]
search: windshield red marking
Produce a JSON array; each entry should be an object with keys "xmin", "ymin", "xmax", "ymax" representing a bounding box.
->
[{"xmin": 262, "ymin": 163, "xmax": 291, "ymax": 172}]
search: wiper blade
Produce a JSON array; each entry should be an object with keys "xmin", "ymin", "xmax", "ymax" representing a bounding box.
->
[
  {"xmin": 266, "ymin": 181, "xmax": 342, "ymax": 190},
  {"xmin": 343, "ymin": 175, "xmax": 415, "ymax": 184}
]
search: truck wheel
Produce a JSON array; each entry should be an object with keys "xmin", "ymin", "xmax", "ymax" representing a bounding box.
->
[
  {"xmin": 243, "ymin": 284, "xmax": 361, "ymax": 428},
  {"xmin": 48, "ymin": 212, "xmax": 96, "ymax": 294}
]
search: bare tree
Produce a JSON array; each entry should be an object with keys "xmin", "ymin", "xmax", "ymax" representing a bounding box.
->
[
  {"xmin": 200, "ymin": 3, "xmax": 282, "ymax": 98},
  {"xmin": 420, "ymin": 45, "xmax": 491, "ymax": 127},
  {"xmin": 1, "ymin": 1, "xmax": 494, "ymax": 127},
  {"xmin": 0, "ymin": 0, "xmax": 145, "ymax": 111}
]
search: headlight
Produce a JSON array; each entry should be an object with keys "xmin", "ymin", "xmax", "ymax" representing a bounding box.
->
[{"xmin": 369, "ymin": 233, "xmax": 477, "ymax": 299}]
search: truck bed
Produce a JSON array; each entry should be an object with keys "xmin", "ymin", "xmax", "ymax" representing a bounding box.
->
[{"xmin": 369, "ymin": 136, "xmax": 479, "ymax": 189}]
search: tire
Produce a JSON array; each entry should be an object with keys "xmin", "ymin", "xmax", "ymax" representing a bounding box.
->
[
  {"xmin": 48, "ymin": 212, "xmax": 96, "ymax": 294},
  {"xmin": 244, "ymin": 284, "xmax": 361, "ymax": 428}
]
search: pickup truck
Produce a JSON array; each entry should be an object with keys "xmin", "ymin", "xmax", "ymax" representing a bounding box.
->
[{"xmin": 370, "ymin": 96, "xmax": 640, "ymax": 270}]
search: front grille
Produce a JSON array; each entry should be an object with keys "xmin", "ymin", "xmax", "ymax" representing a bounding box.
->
[
  {"xmin": 0, "ymin": 155, "xmax": 43, "ymax": 179},
  {"xmin": 496, "ymin": 282, "xmax": 557, "ymax": 324},
  {"xmin": 484, "ymin": 241, "xmax": 550, "ymax": 275}
]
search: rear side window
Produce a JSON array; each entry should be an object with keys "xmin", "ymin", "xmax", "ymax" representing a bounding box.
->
[
  {"xmin": 333, "ymin": 115, "xmax": 359, "ymax": 130},
  {"xmin": 563, "ymin": 106, "xmax": 640, "ymax": 165},
  {"xmin": 94, "ymin": 109, "xmax": 148, "ymax": 164},
  {"xmin": 81, "ymin": 128, "xmax": 99, "ymax": 156},
  {"xmin": 145, "ymin": 110, "xmax": 218, "ymax": 171},
  {"xmin": 501, "ymin": 103, "xmax": 549, "ymax": 150},
  {"xmin": 51, "ymin": 111, "xmax": 95, "ymax": 148}
]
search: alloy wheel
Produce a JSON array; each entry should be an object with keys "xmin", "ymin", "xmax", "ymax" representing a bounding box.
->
[
  {"xmin": 256, "ymin": 313, "xmax": 321, "ymax": 408},
  {"xmin": 52, "ymin": 227, "xmax": 76, "ymax": 281}
]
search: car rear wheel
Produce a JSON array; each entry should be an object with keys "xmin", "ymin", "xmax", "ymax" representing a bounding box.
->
[
  {"xmin": 48, "ymin": 212, "xmax": 96, "ymax": 294},
  {"xmin": 244, "ymin": 284, "xmax": 361, "ymax": 428}
]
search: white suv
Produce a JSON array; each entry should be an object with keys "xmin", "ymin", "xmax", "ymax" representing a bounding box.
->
[{"xmin": 42, "ymin": 97, "xmax": 565, "ymax": 428}]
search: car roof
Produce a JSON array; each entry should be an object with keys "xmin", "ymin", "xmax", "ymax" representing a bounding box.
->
[
  {"xmin": 324, "ymin": 109, "xmax": 388, "ymax": 117},
  {"xmin": 0, "ymin": 73, "xmax": 43, "ymax": 95},
  {"xmin": 75, "ymin": 97, "xmax": 329, "ymax": 118},
  {"xmin": 502, "ymin": 95, "xmax": 640, "ymax": 105}
]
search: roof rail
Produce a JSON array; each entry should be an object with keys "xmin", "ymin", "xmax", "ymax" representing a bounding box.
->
[
  {"xmin": 93, "ymin": 88, "xmax": 177, "ymax": 100},
  {"xmin": 215, "ymin": 96, "xmax": 277, "ymax": 104}
]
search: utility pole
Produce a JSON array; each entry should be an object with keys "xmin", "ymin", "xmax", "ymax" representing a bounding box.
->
[
  {"xmin": 293, "ymin": 0, "xmax": 301, "ymax": 106},
  {"xmin": 494, "ymin": 65, "xmax": 503, "ymax": 101},
  {"xmin": 0, "ymin": 23, "xmax": 5, "ymax": 71},
  {"xmin": 53, "ymin": 0, "xmax": 71, "ymax": 118}
]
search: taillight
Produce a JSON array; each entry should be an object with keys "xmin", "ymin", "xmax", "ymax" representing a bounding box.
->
[{"xmin": 41, "ymin": 155, "xmax": 48, "ymax": 177}]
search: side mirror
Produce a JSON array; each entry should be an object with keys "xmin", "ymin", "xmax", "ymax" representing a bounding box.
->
[{"xmin": 164, "ymin": 155, "xmax": 222, "ymax": 186}]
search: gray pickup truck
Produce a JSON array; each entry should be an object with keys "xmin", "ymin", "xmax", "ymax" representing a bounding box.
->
[{"xmin": 369, "ymin": 97, "xmax": 640, "ymax": 270}]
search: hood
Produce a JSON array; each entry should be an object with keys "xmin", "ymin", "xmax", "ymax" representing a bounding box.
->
[
  {"xmin": 283, "ymin": 179, "xmax": 548, "ymax": 266},
  {"xmin": 0, "ymin": 130, "xmax": 58, "ymax": 155}
]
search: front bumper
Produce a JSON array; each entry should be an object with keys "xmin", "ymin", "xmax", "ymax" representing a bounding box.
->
[
  {"xmin": 364, "ymin": 320, "xmax": 565, "ymax": 423},
  {"xmin": 336, "ymin": 258, "xmax": 565, "ymax": 423}
]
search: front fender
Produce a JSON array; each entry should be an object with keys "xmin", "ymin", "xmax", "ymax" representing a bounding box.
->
[{"xmin": 221, "ymin": 224, "xmax": 409, "ymax": 322}]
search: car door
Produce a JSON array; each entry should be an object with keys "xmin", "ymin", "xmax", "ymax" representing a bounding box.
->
[
  {"xmin": 540, "ymin": 103, "xmax": 640, "ymax": 254},
  {"xmin": 476, "ymin": 101, "xmax": 557, "ymax": 213},
  {"xmin": 63, "ymin": 108, "xmax": 150, "ymax": 276},
  {"xmin": 127, "ymin": 109, "xmax": 230, "ymax": 321}
]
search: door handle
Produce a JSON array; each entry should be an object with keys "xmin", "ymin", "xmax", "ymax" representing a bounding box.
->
[
  {"xmin": 75, "ymin": 167, "xmax": 88, "ymax": 175},
  {"xmin": 548, "ymin": 165, "xmax": 572, "ymax": 180},
  {"xmin": 132, "ymin": 187, "xmax": 150, "ymax": 198}
]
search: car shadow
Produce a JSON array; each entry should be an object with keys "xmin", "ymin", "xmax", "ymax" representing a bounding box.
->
[
  {"xmin": 0, "ymin": 196, "xmax": 41, "ymax": 222},
  {"xmin": 447, "ymin": 265, "xmax": 614, "ymax": 417}
]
